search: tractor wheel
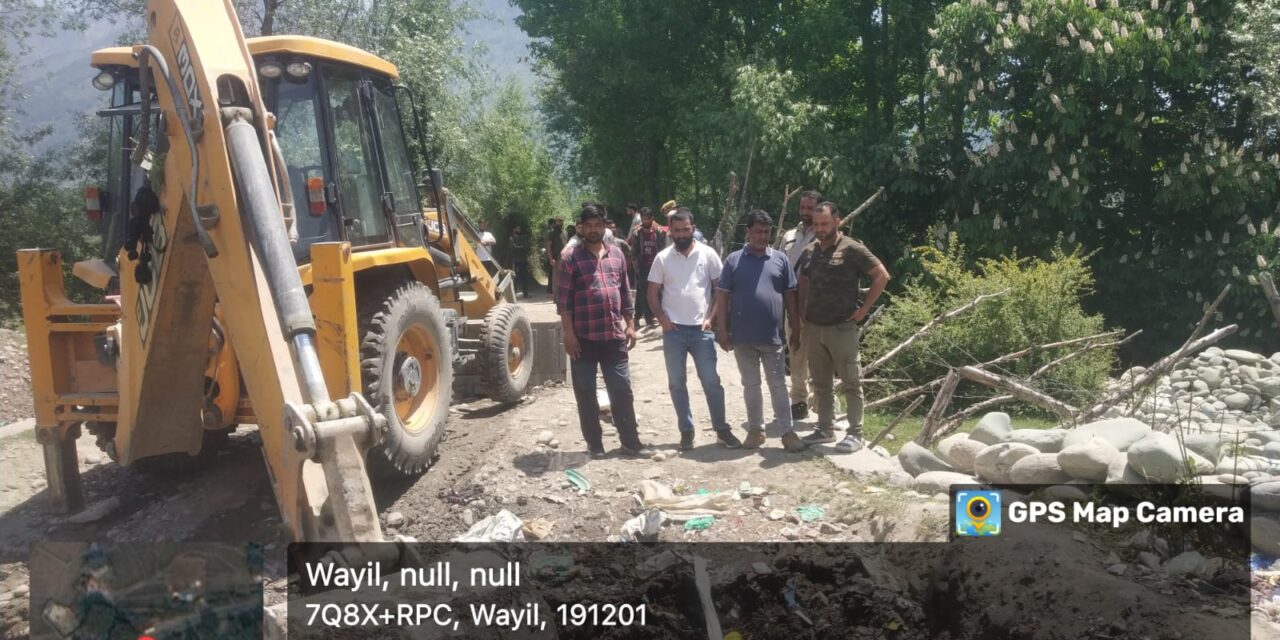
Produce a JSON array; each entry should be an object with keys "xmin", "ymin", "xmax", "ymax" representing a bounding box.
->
[
  {"xmin": 360, "ymin": 282, "xmax": 453, "ymax": 477},
  {"xmin": 478, "ymin": 303, "xmax": 533, "ymax": 403}
]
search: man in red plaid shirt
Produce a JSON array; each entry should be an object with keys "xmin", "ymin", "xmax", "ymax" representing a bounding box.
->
[{"xmin": 557, "ymin": 203, "xmax": 655, "ymax": 458}]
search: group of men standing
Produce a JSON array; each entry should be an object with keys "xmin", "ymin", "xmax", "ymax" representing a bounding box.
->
[{"xmin": 554, "ymin": 191, "xmax": 889, "ymax": 458}]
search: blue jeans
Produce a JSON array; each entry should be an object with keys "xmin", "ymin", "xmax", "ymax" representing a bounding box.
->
[
  {"xmin": 569, "ymin": 339, "xmax": 642, "ymax": 450},
  {"xmin": 662, "ymin": 324, "xmax": 729, "ymax": 433}
]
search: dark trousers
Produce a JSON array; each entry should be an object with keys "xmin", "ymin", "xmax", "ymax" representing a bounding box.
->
[
  {"xmin": 513, "ymin": 260, "xmax": 531, "ymax": 296},
  {"xmin": 569, "ymin": 338, "xmax": 642, "ymax": 450},
  {"xmin": 635, "ymin": 270, "xmax": 655, "ymax": 323}
]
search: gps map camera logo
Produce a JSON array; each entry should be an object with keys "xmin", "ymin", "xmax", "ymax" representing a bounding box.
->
[{"xmin": 955, "ymin": 490, "xmax": 1002, "ymax": 537}]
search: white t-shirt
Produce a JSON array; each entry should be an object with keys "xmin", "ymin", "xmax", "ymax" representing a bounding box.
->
[
  {"xmin": 480, "ymin": 231, "xmax": 497, "ymax": 248},
  {"xmin": 647, "ymin": 241, "xmax": 723, "ymax": 325}
]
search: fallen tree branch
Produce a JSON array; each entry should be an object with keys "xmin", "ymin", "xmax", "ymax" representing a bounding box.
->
[
  {"xmin": 1077, "ymin": 324, "xmax": 1238, "ymax": 422},
  {"xmin": 1259, "ymin": 273, "xmax": 1280, "ymax": 330},
  {"xmin": 982, "ymin": 330, "xmax": 1124, "ymax": 370},
  {"xmin": 917, "ymin": 370, "xmax": 960, "ymax": 445},
  {"xmin": 1028, "ymin": 331, "xmax": 1141, "ymax": 379},
  {"xmin": 867, "ymin": 395, "xmax": 926, "ymax": 451},
  {"xmin": 838, "ymin": 186, "xmax": 886, "ymax": 229},
  {"xmin": 957, "ymin": 366, "xmax": 1078, "ymax": 421},
  {"xmin": 864, "ymin": 289, "xmax": 1009, "ymax": 376},
  {"xmin": 859, "ymin": 304, "xmax": 886, "ymax": 333},
  {"xmin": 772, "ymin": 184, "xmax": 803, "ymax": 249}
]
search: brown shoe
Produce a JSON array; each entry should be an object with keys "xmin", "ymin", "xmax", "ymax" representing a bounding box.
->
[
  {"xmin": 781, "ymin": 431, "xmax": 808, "ymax": 452},
  {"xmin": 743, "ymin": 430, "xmax": 766, "ymax": 449}
]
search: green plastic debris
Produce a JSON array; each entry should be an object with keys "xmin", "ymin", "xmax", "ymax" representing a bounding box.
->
[
  {"xmin": 565, "ymin": 469, "xmax": 591, "ymax": 494},
  {"xmin": 795, "ymin": 505, "xmax": 825, "ymax": 522},
  {"xmin": 684, "ymin": 516, "xmax": 716, "ymax": 531}
]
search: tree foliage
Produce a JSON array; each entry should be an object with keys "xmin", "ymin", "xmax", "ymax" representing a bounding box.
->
[{"xmin": 518, "ymin": 0, "xmax": 1280, "ymax": 361}]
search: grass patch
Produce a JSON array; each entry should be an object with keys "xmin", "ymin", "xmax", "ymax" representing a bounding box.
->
[{"xmin": 863, "ymin": 410, "xmax": 1059, "ymax": 456}]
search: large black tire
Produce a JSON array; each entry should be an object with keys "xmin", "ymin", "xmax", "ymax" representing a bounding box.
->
[
  {"xmin": 478, "ymin": 303, "xmax": 534, "ymax": 403},
  {"xmin": 360, "ymin": 282, "xmax": 453, "ymax": 477}
]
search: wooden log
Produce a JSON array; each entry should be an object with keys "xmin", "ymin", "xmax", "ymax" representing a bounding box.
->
[
  {"xmin": 838, "ymin": 186, "xmax": 886, "ymax": 229},
  {"xmin": 917, "ymin": 370, "xmax": 960, "ymax": 445},
  {"xmin": 864, "ymin": 289, "xmax": 1008, "ymax": 376},
  {"xmin": 1259, "ymin": 273, "xmax": 1280, "ymax": 329},
  {"xmin": 867, "ymin": 395, "xmax": 926, "ymax": 451},
  {"xmin": 956, "ymin": 366, "xmax": 1078, "ymax": 420}
]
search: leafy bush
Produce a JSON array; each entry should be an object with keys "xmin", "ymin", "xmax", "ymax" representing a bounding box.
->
[{"xmin": 862, "ymin": 233, "xmax": 1114, "ymax": 407}]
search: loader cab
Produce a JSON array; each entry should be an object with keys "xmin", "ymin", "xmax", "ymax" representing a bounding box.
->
[
  {"xmin": 250, "ymin": 37, "xmax": 425, "ymax": 262},
  {"xmin": 89, "ymin": 38, "xmax": 430, "ymax": 266}
]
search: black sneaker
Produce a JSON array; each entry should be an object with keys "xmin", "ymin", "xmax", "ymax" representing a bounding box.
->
[
  {"xmin": 791, "ymin": 402, "xmax": 809, "ymax": 420},
  {"xmin": 680, "ymin": 432, "xmax": 695, "ymax": 450},
  {"xmin": 801, "ymin": 428, "xmax": 836, "ymax": 445},
  {"xmin": 716, "ymin": 430, "xmax": 742, "ymax": 449},
  {"xmin": 589, "ymin": 446, "xmax": 607, "ymax": 459},
  {"xmin": 620, "ymin": 443, "xmax": 657, "ymax": 458}
]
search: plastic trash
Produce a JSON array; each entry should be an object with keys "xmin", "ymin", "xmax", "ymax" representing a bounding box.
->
[
  {"xmin": 684, "ymin": 516, "xmax": 715, "ymax": 531},
  {"xmin": 452, "ymin": 509, "xmax": 526, "ymax": 542},
  {"xmin": 795, "ymin": 505, "xmax": 825, "ymax": 522},
  {"xmin": 638, "ymin": 480, "xmax": 733, "ymax": 521},
  {"xmin": 619, "ymin": 508, "xmax": 666, "ymax": 541},
  {"xmin": 565, "ymin": 469, "xmax": 591, "ymax": 494}
]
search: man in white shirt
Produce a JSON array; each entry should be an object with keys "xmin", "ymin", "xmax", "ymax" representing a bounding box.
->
[
  {"xmin": 647, "ymin": 208, "xmax": 741, "ymax": 450},
  {"xmin": 478, "ymin": 220, "xmax": 497, "ymax": 250},
  {"xmin": 779, "ymin": 190, "xmax": 821, "ymax": 420}
]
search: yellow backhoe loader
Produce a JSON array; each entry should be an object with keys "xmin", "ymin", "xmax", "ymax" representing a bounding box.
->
[{"xmin": 17, "ymin": 0, "xmax": 536, "ymax": 542}]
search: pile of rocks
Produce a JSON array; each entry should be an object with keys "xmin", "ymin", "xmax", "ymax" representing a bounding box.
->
[
  {"xmin": 1119, "ymin": 346, "xmax": 1280, "ymax": 434},
  {"xmin": 894, "ymin": 411, "xmax": 1280, "ymax": 492}
]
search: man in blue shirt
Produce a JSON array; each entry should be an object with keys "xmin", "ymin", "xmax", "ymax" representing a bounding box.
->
[{"xmin": 714, "ymin": 210, "xmax": 806, "ymax": 452}]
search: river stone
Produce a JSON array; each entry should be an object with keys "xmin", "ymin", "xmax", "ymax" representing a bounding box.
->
[
  {"xmin": 1253, "ymin": 480, "xmax": 1280, "ymax": 512},
  {"xmin": 1224, "ymin": 392, "xmax": 1253, "ymax": 411},
  {"xmin": 1217, "ymin": 456, "xmax": 1271, "ymax": 475},
  {"xmin": 1057, "ymin": 437, "xmax": 1121, "ymax": 481},
  {"xmin": 969, "ymin": 412, "xmax": 1013, "ymax": 445},
  {"xmin": 1258, "ymin": 377, "xmax": 1280, "ymax": 399},
  {"xmin": 1163, "ymin": 551, "xmax": 1206, "ymax": 576},
  {"xmin": 943, "ymin": 439, "xmax": 987, "ymax": 474},
  {"xmin": 936, "ymin": 434, "xmax": 970, "ymax": 464},
  {"xmin": 1062, "ymin": 418, "xmax": 1152, "ymax": 452},
  {"xmin": 1006, "ymin": 428, "xmax": 1067, "ymax": 453},
  {"xmin": 1009, "ymin": 453, "xmax": 1072, "ymax": 484},
  {"xmin": 1264, "ymin": 442, "xmax": 1280, "ymax": 460},
  {"xmin": 973, "ymin": 442, "xmax": 1040, "ymax": 483},
  {"xmin": 1181, "ymin": 433, "xmax": 1229, "ymax": 463},
  {"xmin": 1240, "ymin": 366, "xmax": 1262, "ymax": 383},
  {"xmin": 1252, "ymin": 516, "xmax": 1280, "ymax": 555},
  {"xmin": 912, "ymin": 471, "xmax": 979, "ymax": 494},
  {"xmin": 1225, "ymin": 349, "xmax": 1264, "ymax": 364},
  {"xmin": 1127, "ymin": 432, "xmax": 1191, "ymax": 482},
  {"xmin": 898, "ymin": 441, "xmax": 954, "ymax": 477},
  {"xmin": 1199, "ymin": 368, "xmax": 1225, "ymax": 389}
]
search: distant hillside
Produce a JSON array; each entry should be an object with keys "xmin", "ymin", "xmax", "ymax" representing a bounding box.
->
[{"xmin": 10, "ymin": 0, "xmax": 535, "ymax": 150}]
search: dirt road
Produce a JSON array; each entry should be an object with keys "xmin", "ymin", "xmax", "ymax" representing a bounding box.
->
[{"xmin": 0, "ymin": 296, "xmax": 1260, "ymax": 639}]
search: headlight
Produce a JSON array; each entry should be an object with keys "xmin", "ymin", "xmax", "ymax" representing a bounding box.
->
[
  {"xmin": 91, "ymin": 70, "xmax": 116, "ymax": 91},
  {"xmin": 285, "ymin": 61, "xmax": 313, "ymax": 79},
  {"xmin": 259, "ymin": 62, "xmax": 283, "ymax": 79}
]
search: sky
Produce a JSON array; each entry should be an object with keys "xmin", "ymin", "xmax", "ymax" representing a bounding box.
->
[{"xmin": 11, "ymin": 0, "xmax": 534, "ymax": 150}]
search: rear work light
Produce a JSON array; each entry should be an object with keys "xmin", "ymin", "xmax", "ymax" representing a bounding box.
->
[
  {"xmin": 84, "ymin": 186, "xmax": 103, "ymax": 221},
  {"xmin": 307, "ymin": 177, "xmax": 326, "ymax": 215}
]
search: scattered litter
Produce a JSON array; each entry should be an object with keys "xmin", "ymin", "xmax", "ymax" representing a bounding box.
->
[
  {"xmin": 693, "ymin": 556, "xmax": 723, "ymax": 639},
  {"xmin": 795, "ymin": 505, "xmax": 826, "ymax": 522},
  {"xmin": 637, "ymin": 480, "xmax": 733, "ymax": 522},
  {"xmin": 738, "ymin": 481, "xmax": 751, "ymax": 494},
  {"xmin": 619, "ymin": 508, "xmax": 666, "ymax": 542},
  {"xmin": 684, "ymin": 516, "xmax": 716, "ymax": 531},
  {"xmin": 565, "ymin": 469, "xmax": 591, "ymax": 494},
  {"xmin": 784, "ymin": 580, "xmax": 813, "ymax": 626},
  {"xmin": 886, "ymin": 619, "xmax": 902, "ymax": 630},
  {"xmin": 596, "ymin": 389, "xmax": 612, "ymax": 414},
  {"xmin": 724, "ymin": 632, "xmax": 743, "ymax": 640},
  {"xmin": 635, "ymin": 549, "xmax": 685, "ymax": 579},
  {"xmin": 453, "ymin": 509, "xmax": 525, "ymax": 542},
  {"xmin": 522, "ymin": 518, "xmax": 554, "ymax": 540}
]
